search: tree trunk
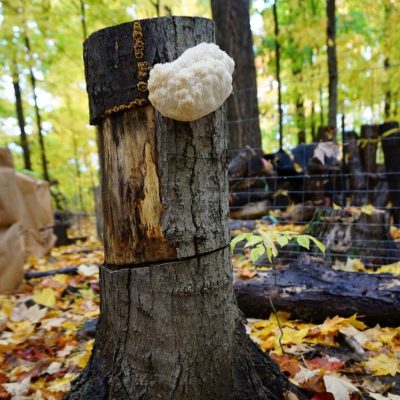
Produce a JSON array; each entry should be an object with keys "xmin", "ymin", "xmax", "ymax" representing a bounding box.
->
[
  {"xmin": 66, "ymin": 17, "xmax": 300, "ymax": 400},
  {"xmin": 12, "ymin": 67, "xmax": 32, "ymax": 171},
  {"xmin": 211, "ymin": 0, "xmax": 262, "ymax": 153},
  {"xmin": 234, "ymin": 255, "xmax": 400, "ymax": 327},
  {"xmin": 326, "ymin": 0, "xmax": 337, "ymax": 132},
  {"xmin": 25, "ymin": 35, "xmax": 50, "ymax": 182},
  {"xmin": 273, "ymin": 0, "xmax": 283, "ymax": 149}
]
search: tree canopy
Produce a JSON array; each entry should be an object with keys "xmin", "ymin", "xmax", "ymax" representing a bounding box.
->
[{"xmin": 0, "ymin": 0, "xmax": 399, "ymax": 210}]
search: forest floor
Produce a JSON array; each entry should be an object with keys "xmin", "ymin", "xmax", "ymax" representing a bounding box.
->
[{"xmin": 0, "ymin": 227, "xmax": 400, "ymax": 399}]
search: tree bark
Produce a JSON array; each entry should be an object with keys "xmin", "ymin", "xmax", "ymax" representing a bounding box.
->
[
  {"xmin": 326, "ymin": 0, "xmax": 337, "ymax": 132},
  {"xmin": 234, "ymin": 255, "xmax": 400, "ymax": 327},
  {"xmin": 273, "ymin": 0, "xmax": 283, "ymax": 149},
  {"xmin": 66, "ymin": 17, "xmax": 300, "ymax": 400},
  {"xmin": 211, "ymin": 0, "xmax": 263, "ymax": 153},
  {"xmin": 12, "ymin": 67, "xmax": 32, "ymax": 171}
]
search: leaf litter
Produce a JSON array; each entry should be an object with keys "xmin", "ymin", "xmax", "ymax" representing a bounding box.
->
[{"xmin": 1, "ymin": 230, "xmax": 400, "ymax": 399}]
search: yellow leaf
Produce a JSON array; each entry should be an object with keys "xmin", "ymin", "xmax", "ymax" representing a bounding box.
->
[
  {"xmin": 333, "ymin": 203, "xmax": 342, "ymax": 210},
  {"xmin": 375, "ymin": 262, "xmax": 400, "ymax": 275},
  {"xmin": 361, "ymin": 204, "xmax": 376, "ymax": 215},
  {"xmin": 346, "ymin": 314, "xmax": 367, "ymax": 330},
  {"xmin": 32, "ymin": 288, "xmax": 57, "ymax": 308},
  {"xmin": 47, "ymin": 374, "xmax": 77, "ymax": 393},
  {"xmin": 363, "ymin": 353, "xmax": 399, "ymax": 376}
]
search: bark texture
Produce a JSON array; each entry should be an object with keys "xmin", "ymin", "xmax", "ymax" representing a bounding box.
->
[
  {"xmin": 234, "ymin": 255, "xmax": 400, "ymax": 327},
  {"xmin": 67, "ymin": 16, "xmax": 299, "ymax": 400},
  {"xmin": 211, "ymin": 0, "xmax": 262, "ymax": 153}
]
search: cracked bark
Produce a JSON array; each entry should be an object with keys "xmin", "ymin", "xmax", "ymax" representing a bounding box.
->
[{"xmin": 66, "ymin": 17, "xmax": 304, "ymax": 400}]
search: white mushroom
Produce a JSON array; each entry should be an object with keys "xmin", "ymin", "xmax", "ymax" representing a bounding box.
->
[{"xmin": 148, "ymin": 42, "xmax": 234, "ymax": 122}]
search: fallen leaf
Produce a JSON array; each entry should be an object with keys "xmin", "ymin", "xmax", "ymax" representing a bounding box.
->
[
  {"xmin": 3, "ymin": 376, "xmax": 31, "ymax": 396},
  {"xmin": 11, "ymin": 303, "xmax": 47, "ymax": 324},
  {"xmin": 363, "ymin": 353, "xmax": 399, "ymax": 376},
  {"xmin": 32, "ymin": 288, "xmax": 57, "ymax": 308},
  {"xmin": 77, "ymin": 264, "xmax": 98, "ymax": 277},
  {"xmin": 369, "ymin": 394, "xmax": 400, "ymax": 400},
  {"xmin": 323, "ymin": 374, "xmax": 358, "ymax": 400}
]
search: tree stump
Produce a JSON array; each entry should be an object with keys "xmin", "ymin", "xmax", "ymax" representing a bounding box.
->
[
  {"xmin": 304, "ymin": 208, "xmax": 400, "ymax": 268},
  {"xmin": 66, "ymin": 17, "xmax": 301, "ymax": 400}
]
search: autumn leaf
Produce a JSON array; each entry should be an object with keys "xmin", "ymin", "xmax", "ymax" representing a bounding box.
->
[
  {"xmin": 32, "ymin": 288, "xmax": 57, "ymax": 308},
  {"xmin": 323, "ymin": 374, "xmax": 358, "ymax": 400},
  {"xmin": 369, "ymin": 394, "xmax": 400, "ymax": 400},
  {"xmin": 362, "ymin": 353, "xmax": 399, "ymax": 376}
]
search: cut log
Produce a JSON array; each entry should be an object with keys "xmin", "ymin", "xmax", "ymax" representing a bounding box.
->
[
  {"xmin": 234, "ymin": 255, "xmax": 400, "ymax": 327},
  {"xmin": 230, "ymin": 199, "xmax": 270, "ymax": 220},
  {"xmin": 228, "ymin": 145, "xmax": 256, "ymax": 182}
]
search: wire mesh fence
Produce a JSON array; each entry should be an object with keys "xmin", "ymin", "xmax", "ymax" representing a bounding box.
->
[{"xmin": 227, "ymin": 122, "xmax": 400, "ymax": 270}]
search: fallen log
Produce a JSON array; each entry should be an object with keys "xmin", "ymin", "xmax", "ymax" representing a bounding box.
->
[{"xmin": 234, "ymin": 255, "xmax": 400, "ymax": 327}]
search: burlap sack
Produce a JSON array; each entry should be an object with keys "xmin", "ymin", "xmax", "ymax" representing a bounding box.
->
[
  {"xmin": 0, "ymin": 148, "xmax": 56, "ymax": 293},
  {"xmin": 15, "ymin": 173, "xmax": 56, "ymax": 257},
  {"xmin": 0, "ymin": 167, "xmax": 20, "ymax": 228},
  {"xmin": 0, "ymin": 223, "xmax": 25, "ymax": 293},
  {"xmin": 0, "ymin": 148, "xmax": 14, "ymax": 168}
]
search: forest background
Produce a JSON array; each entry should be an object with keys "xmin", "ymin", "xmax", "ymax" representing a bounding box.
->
[{"xmin": 0, "ymin": 0, "xmax": 398, "ymax": 212}]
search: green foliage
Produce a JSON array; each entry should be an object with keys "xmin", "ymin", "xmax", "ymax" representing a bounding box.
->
[
  {"xmin": 230, "ymin": 230, "xmax": 325, "ymax": 263},
  {"xmin": 0, "ymin": 0, "xmax": 210, "ymax": 211}
]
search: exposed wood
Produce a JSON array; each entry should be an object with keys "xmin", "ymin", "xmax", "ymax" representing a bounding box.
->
[
  {"xmin": 211, "ymin": 0, "xmax": 262, "ymax": 152},
  {"xmin": 234, "ymin": 255, "xmax": 400, "ymax": 327}
]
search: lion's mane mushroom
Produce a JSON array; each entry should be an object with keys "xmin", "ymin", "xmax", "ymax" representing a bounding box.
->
[{"xmin": 148, "ymin": 42, "xmax": 234, "ymax": 122}]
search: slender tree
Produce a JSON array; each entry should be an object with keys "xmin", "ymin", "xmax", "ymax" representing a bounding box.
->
[
  {"xmin": 25, "ymin": 35, "xmax": 50, "ymax": 181},
  {"xmin": 211, "ymin": 0, "xmax": 262, "ymax": 152},
  {"xmin": 12, "ymin": 64, "xmax": 32, "ymax": 170},
  {"xmin": 383, "ymin": 0, "xmax": 392, "ymax": 120},
  {"xmin": 273, "ymin": 0, "xmax": 283, "ymax": 149},
  {"xmin": 326, "ymin": 0, "xmax": 338, "ymax": 132}
]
